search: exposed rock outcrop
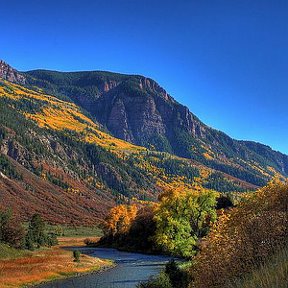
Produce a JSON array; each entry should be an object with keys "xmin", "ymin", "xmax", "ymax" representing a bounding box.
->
[{"xmin": 0, "ymin": 60, "xmax": 26, "ymax": 84}]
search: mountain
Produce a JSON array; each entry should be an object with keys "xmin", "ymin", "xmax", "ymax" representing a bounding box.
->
[
  {"xmin": 1, "ymin": 62, "xmax": 259, "ymax": 224},
  {"xmin": 0, "ymin": 60, "xmax": 286, "ymax": 224},
  {"xmin": 22, "ymin": 68, "xmax": 288, "ymax": 186}
]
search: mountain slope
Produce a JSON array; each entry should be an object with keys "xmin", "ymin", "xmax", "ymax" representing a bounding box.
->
[
  {"xmin": 22, "ymin": 68, "xmax": 288, "ymax": 186},
  {"xmin": 0, "ymin": 73, "xmax": 256, "ymax": 224}
]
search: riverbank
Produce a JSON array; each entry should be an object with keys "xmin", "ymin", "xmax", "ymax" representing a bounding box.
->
[
  {"xmin": 34, "ymin": 247, "xmax": 174, "ymax": 288},
  {"xmin": 0, "ymin": 237, "xmax": 113, "ymax": 288}
]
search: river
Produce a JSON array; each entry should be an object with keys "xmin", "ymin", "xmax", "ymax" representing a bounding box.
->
[{"xmin": 35, "ymin": 247, "xmax": 174, "ymax": 288}]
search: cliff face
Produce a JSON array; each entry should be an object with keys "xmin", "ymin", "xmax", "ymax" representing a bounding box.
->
[
  {"xmin": 92, "ymin": 77, "xmax": 206, "ymax": 147},
  {"xmin": 0, "ymin": 60, "xmax": 26, "ymax": 84}
]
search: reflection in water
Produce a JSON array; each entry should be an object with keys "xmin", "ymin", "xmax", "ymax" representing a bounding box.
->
[{"xmin": 35, "ymin": 247, "xmax": 174, "ymax": 288}]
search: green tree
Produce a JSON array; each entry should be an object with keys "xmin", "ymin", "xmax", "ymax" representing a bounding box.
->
[
  {"xmin": 24, "ymin": 214, "xmax": 58, "ymax": 250},
  {"xmin": 154, "ymin": 188, "xmax": 217, "ymax": 257},
  {"xmin": 24, "ymin": 229, "xmax": 35, "ymax": 250},
  {"xmin": 28, "ymin": 214, "xmax": 46, "ymax": 247}
]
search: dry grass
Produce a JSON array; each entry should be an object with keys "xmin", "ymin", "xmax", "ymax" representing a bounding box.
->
[
  {"xmin": 0, "ymin": 237, "xmax": 111, "ymax": 288},
  {"xmin": 58, "ymin": 236, "xmax": 100, "ymax": 247},
  {"xmin": 228, "ymin": 246, "xmax": 288, "ymax": 288}
]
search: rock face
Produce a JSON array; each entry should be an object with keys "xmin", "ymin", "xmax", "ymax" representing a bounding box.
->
[
  {"xmin": 0, "ymin": 60, "xmax": 26, "ymax": 84},
  {"xmin": 92, "ymin": 77, "xmax": 205, "ymax": 149}
]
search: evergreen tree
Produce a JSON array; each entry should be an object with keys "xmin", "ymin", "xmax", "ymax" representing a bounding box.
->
[
  {"xmin": 28, "ymin": 214, "xmax": 46, "ymax": 247},
  {"xmin": 24, "ymin": 214, "xmax": 58, "ymax": 250}
]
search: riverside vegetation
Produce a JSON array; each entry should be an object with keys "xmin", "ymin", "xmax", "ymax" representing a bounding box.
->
[{"xmin": 96, "ymin": 179, "xmax": 288, "ymax": 288}]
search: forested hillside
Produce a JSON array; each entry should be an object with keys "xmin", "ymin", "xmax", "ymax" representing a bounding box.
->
[
  {"xmin": 0, "ymin": 75, "xmax": 253, "ymax": 224},
  {"xmin": 23, "ymin": 68, "xmax": 288, "ymax": 187}
]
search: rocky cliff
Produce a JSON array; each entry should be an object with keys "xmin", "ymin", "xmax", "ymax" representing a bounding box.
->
[{"xmin": 0, "ymin": 60, "xmax": 26, "ymax": 84}]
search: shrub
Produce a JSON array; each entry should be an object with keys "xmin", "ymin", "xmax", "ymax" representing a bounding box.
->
[
  {"xmin": 137, "ymin": 272, "xmax": 172, "ymax": 288},
  {"xmin": 190, "ymin": 179, "xmax": 288, "ymax": 288},
  {"xmin": 228, "ymin": 246, "xmax": 288, "ymax": 288},
  {"xmin": 165, "ymin": 260, "xmax": 189, "ymax": 288},
  {"xmin": 73, "ymin": 250, "xmax": 81, "ymax": 262},
  {"xmin": 46, "ymin": 233, "xmax": 58, "ymax": 247}
]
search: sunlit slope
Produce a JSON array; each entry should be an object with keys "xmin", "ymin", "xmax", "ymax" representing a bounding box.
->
[
  {"xmin": 0, "ymin": 80, "xmax": 143, "ymax": 153},
  {"xmin": 0, "ymin": 80, "xmax": 153, "ymax": 223}
]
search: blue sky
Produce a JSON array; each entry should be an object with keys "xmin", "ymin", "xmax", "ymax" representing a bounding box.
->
[{"xmin": 1, "ymin": 0, "xmax": 288, "ymax": 154}]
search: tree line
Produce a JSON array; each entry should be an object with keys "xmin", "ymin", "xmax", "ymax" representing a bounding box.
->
[{"xmin": 0, "ymin": 210, "xmax": 58, "ymax": 250}]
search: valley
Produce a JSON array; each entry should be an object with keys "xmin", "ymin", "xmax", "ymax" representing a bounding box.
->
[{"xmin": 0, "ymin": 60, "xmax": 287, "ymax": 288}]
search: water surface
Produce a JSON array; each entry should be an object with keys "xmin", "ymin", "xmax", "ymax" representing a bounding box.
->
[{"xmin": 35, "ymin": 247, "xmax": 173, "ymax": 288}]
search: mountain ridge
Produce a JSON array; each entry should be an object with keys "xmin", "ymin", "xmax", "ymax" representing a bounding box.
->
[
  {"xmin": 0, "ymin": 60, "xmax": 287, "ymax": 196},
  {"xmin": 20, "ymin": 67, "xmax": 288, "ymax": 185},
  {"xmin": 0, "ymin": 60, "xmax": 286, "ymax": 224}
]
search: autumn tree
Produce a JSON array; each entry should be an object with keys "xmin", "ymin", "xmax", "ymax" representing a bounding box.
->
[{"xmin": 102, "ymin": 204, "xmax": 138, "ymax": 236}]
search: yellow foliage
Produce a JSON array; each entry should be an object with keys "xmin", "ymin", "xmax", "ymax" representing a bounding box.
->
[
  {"xmin": 0, "ymin": 80, "xmax": 144, "ymax": 154},
  {"xmin": 102, "ymin": 204, "xmax": 138, "ymax": 236},
  {"xmin": 203, "ymin": 152, "xmax": 213, "ymax": 160}
]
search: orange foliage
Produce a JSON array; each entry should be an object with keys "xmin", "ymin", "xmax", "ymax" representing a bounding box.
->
[
  {"xmin": 102, "ymin": 204, "xmax": 138, "ymax": 236},
  {"xmin": 191, "ymin": 179, "xmax": 288, "ymax": 288}
]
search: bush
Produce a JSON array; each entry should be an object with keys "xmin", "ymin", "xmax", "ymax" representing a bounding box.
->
[
  {"xmin": 73, "ymin": 250, "xmax": 81, "ymax": 262},
  {"xmin": 137, "ymin": 272, "xmax": 172, "ymax": 288},
  {"xmin": 190, "ymin": 179, "xmax": 288, "ymax": 288},
  {"xmin": 228, "ymin": 246, "xmax": 288, "ymax": 288},
  {"xmin": 46, "ymin": 233, "xmax": 58, "ymax": 247},
  {"xmin": 137, "ymin": 260, "xmax": 189, "ymax": 288},
  {"xmin": 165, "ymin": 260, "xmax": 189, "ymax": 288}
]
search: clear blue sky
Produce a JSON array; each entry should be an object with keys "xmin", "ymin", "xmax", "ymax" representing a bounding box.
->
[{"xmin": 1, "ymin": 0, "xmax": 288, "ymax": 154}]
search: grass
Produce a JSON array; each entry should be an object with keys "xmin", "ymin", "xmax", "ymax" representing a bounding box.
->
[
  {"xmin": 0, "ymin": 237, "xmax": 112, "ymax": 288},
  {"xmin": 0, "ymin": 243, "xmax": 30, "ymax": 260},
  {"xmin": 46, "ymin": 224, "xmax": 103, "ymax": 238},
  {"xmin": 228, "ymin": 246, "xmax": 288, "ymax": 288}
]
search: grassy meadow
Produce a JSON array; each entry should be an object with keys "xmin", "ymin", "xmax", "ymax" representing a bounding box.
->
[{"xmin": 0, "ymin": 237, "xmax": 112, "ymax": 288}]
